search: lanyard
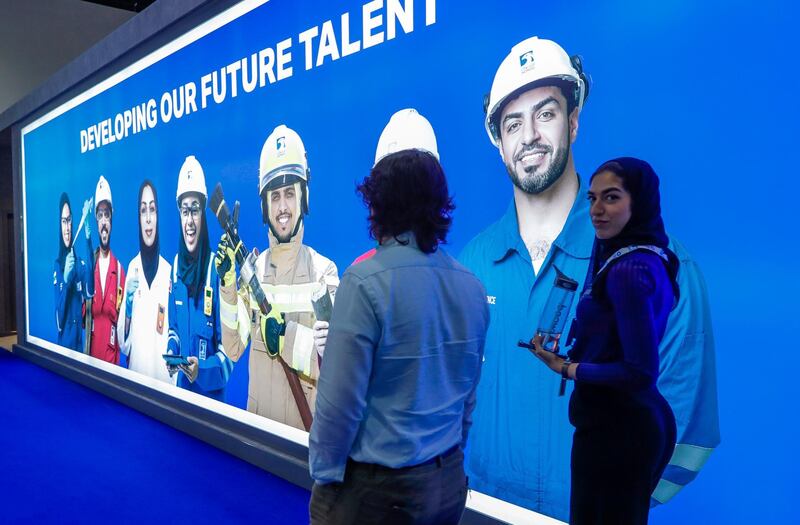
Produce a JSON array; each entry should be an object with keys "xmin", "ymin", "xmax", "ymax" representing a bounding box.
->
[
  {"xmin": 583, "ymin": 245, "xmax": 668, "ymax": 297},
  {"xmin": 560, "ymin": 245, "xmax": 669, "ymax": 397}
]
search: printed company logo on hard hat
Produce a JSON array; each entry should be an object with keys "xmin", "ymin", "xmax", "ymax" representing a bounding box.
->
[
  {"xmin": 520, "ymin": 50, "xmax": 535, "ymax": 73},
  {"xmin": 276, "ymin": 136, "xmax": 286, "ymax": 157}
]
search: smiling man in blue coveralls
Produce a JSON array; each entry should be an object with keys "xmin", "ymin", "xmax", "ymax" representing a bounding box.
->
[
  {"xmin": 166, "ymin": 155, "xmax": 234, "ymax": 402},
  {"xmin": 458, "ymin": 37, "xmax": 721, "ymax": 521}
]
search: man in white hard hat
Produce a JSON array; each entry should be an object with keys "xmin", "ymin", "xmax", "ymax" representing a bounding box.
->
[
  {"xmin": 459, "ymin": 37, "xmax": 720, "ymax": 520},
  {"xmin": 166, "ymin": 156, "xmax": 234, "ymax": 401},
  {"xmin": 87, "ymin": 176, "xmax": 125, "ymax": 364},
  {"xmin": 216, "ymin": 125, "xmax": 339, "ymax": 431},
  {"xmin": 308, "ymin": 109, "xmax": 488, "ymax": 525}
]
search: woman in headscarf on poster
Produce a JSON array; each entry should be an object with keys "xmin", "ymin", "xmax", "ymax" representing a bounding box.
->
[
  {"xmin": 117, "ymin": 180, "xmax": 174, "ymax": 384},
  {"xmin": 54, "ymin": 192, "xmax": 94, "ymax": 351},
  {"xmin": 530, "ymin": 157, "xmax": 679, "ymax": 524},
  {"xmin": 165, "ymin": 156, "xmax": 233, "ymax": 401}
]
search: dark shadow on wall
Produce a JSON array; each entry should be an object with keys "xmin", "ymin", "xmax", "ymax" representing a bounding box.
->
[{"xmin": 0, "ymin": 127, "xmax": 15, "ymax": 336}]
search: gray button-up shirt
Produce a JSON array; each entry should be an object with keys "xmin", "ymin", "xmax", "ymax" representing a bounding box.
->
[{"xmin": 309, "ymin": 233, "xmax": 489, "ymax": 484}]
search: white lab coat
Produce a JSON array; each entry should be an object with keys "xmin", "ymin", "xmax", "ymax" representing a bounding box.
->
[{"xmin": 117, "ymin": 254, "xmax": 175, "ymax": 385}]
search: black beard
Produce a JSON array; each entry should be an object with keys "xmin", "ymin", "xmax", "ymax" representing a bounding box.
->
[
  {"xmin": 505, "ymin": 128, "xmax": 571, "ymax": 195},
  {"xmin": 274, "ymin": 230, "xmax": 293, "ymax": 243},
  {"xmin": 99, "ymin": 234, "xmax": 111, "ymax": 252},
  {"xmin": 271, "ymin": 218, "xmax": 294, "ymax": 243}
]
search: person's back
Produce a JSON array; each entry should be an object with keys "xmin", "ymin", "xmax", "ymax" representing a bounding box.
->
[
  {"xmin": 328, "ymin": 234, "xmax": 488, "ymax": 467},
  {"xmin": 309, "ymin": 110, "xmax": 488, "ymax": 525}
]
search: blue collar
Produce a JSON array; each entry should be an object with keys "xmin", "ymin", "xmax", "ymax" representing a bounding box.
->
[{"xmin": 488, "ymin": 175, "xmax": 594, "ymax": 263}]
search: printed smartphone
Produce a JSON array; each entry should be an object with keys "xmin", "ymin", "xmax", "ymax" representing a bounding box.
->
[{"xmin": 162, "ymin": 354, "xmax": 190, "ymax": 366}]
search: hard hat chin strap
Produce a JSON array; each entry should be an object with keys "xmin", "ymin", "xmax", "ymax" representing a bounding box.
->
[{"xmin": 267, "ymin": 214, "xmax": 304, "ymax": 244}]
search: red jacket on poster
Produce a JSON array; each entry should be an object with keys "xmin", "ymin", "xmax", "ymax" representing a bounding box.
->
[{"xmin": 90, "ymin": 250, "xmax": 125, "ymax": 364}]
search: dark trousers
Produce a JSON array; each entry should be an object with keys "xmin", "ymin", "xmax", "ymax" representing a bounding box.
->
[
  {"xmin": 309, "ymin": 447, "xmax": 468, "ymax": 525},
  {"xmin": 569, "ymin": 389, "xmax": 677, "ymax": 525}
]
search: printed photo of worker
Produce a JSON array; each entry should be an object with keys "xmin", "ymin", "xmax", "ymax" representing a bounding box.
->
[
  {"xmin": 53, "ymin": 192, "xmax": 94, "ymax": 352},
  {"xmin": 87, "ymin": 176, "xmax": 126, "ymax": 364},
  {"xmin": 217, "ymin": 125, "xmax": 339, "ymax": 432},
  {"xmin": 117, "ymin": 180, "xmax": 174, "ymax": 384},
  {"xmin": 457, "ymin": 37, "xmax": 720, "ymax": 520},
  {"xmin": 166, "ymin": 155, "xmax": 234, "ymax": 401}
]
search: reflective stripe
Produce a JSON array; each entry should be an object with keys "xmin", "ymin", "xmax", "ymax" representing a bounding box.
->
[
  {"xmin": 237, "ymin": 296, "xmax": 250, "ymax": 345},
  {"xmin": 257, "ymin": 282, "xmax": 322, "ymax": 314},
  {"xmin": 651, "ymin": 478, "xmax": 683, "ymax": 504},
  {"xmin": 205, "ymin": 255, "xmax": 214, "ymax": 289},
  {"xmin": 669, "ymin": 443, "xmax": 714, "ymax": 472},
  {"xmin": 220, "ymin": 298, "xmax": 238, "ymax": 329},
  {"xmin": 173, "ymin": 254, "xmax": 179, "ymax": 283},
  {"xmin": 217, "ymin": 348, "xmax": 233, "ymax": 381},
  {"xmin": 268, "ymin": 302, "xmax": 312, "ymax": 314},
  {"xmin": 661, "ymin": 464, "xmax": 698, "ymax": 486}
]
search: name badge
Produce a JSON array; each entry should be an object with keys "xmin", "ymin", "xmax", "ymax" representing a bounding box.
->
[
  {"xmin": 110, "ymin": 325, "xmax": 116, "ymax": 346},
  {"xmin": 157, "ymin": 304, "xmax": 165, "ymax": 334},
  {"xmin": 199, "ymin": 339, "xmax": 207, "ymax": 360},
  {"xmin": 116, "ymin": 286, "xmax": 123, "ymax": 310},
  {"xmin": 204, "ymin": 286, "xmax": 213, "ymax": 317}
]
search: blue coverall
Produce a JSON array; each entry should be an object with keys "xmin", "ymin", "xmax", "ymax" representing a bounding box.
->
[
  {"xmin": 459, "ymin": 176, "xmax": 720, "ymax": 520},
  {"xmin": 167, "ymin": 254, "xmax": 234, "ymax": 402},
  {"xmin": 54, "ymin": 240, "xmax": 94, "ymax": 352}
]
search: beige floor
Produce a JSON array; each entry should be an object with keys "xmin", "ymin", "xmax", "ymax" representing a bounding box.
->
[{"xmin": 1, "ymin": 334, "xmax": 17, "ymax": 351}]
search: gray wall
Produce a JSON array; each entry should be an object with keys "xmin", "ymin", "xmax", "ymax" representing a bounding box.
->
[
  {"xmin": 0, "ymin": 128, "xmax": 12, "ymax": 333},
  {"xmin": 0, "ymin": 0, "xmax": 133, "ymax": 333},
  {"xmin": 0, "ymin": 0, "xmax": 134, "ymax": 115}
]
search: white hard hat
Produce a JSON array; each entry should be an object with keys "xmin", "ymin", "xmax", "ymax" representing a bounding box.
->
[
  {"xmin": 176, "ymin": 155, "xmax": 208, "ymax": 207},
  {"xmin": 374, "ymin": 108, "xmax": 439, "ymax": 166},
  {"xmin": 94, "ymin": 175, "xmax": 112, "ymax": 211},
  {"xmin": 259, "ymin": 125, "xmax": 309, "ymax": 194},
  {"xmin": 485, "ymin": 37, "xmax": 587, "ymax": 147},
  {"xmin": 259, "ymin": 124, "xmax": 310, "ymax": 222}
]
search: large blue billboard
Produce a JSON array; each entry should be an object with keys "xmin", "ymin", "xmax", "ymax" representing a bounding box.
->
[{"xmin": 19, "ymin": 0, "xmax": 797, "ymax": 523}]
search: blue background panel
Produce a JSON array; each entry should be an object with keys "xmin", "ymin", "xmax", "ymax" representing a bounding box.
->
[{"xmin": 20, "ymin": 1, "xmax": 797, "ymax": 523}]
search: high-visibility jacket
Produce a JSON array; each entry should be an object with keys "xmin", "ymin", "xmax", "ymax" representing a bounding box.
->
[{"xmin": 219, "ymin": 239, "xmax": 338, "ymax": 431}]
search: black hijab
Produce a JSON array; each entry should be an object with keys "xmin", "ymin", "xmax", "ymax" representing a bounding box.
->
[
  {"xmin": 588, "ymin": 157, "xmax": 679, "ymax": 299},
  {"xmin": 138, "ymin": 180, "xmax": 160, "ymax": 288},
  {"xmin": 57, "ymin": 192, "xmax": 71, "ymax": 272},
  {"xmin": 177, "ymin": 194, "xmax": 210, "ymax": 301}
]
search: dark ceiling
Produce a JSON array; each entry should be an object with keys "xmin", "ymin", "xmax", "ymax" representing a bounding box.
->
[{"xmin": 82, "ymin": 0, "xmax": 157, "ymax": 13}]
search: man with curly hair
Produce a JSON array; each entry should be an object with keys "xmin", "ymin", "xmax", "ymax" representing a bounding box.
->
[{"xmin": 308, "ymin": 109, "xmax": 490, "ymax": 525}]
